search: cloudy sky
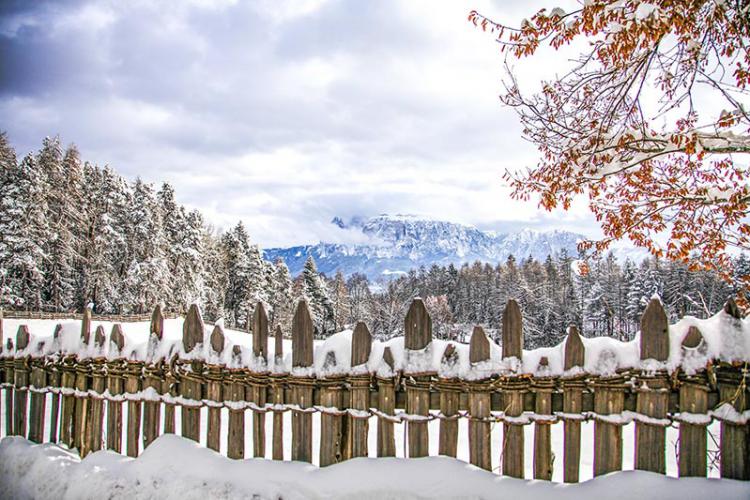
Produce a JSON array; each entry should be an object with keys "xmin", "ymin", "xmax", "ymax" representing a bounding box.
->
[{"xmin": 0, "ymin": 0, "xmax": 595, "ymax": 248}]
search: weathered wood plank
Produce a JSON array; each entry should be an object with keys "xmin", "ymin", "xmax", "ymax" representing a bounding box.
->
[
  {"xmin": 180, "ymin": 306, "xmax": 204, "ymax": 443},
  {"xmin": 438, "ymin": 344, "xmax": 459, "ymax": 458},
  {"xmin": 227, "ymin": 347, "xmax": 246, "ymax": 460},
  {"xmin": 501, "ymin": 302, "xmax": 525, "ymax": 479},
  {"xmin": 678, "ymin": 376, "xmax": 708, "ymax": 477},
  {"xmin": 468, "ymin": 326, "xmax": 491, "ymax": 469},
  {"xmin": 533, "ymin": 359, "xmax": 554, "ymax": 480},
  {"xmin": 292, "ymin": 300, "xmax": 314, "ymax": 367},
  {"xmin": 74, "ymin": 316, "xmax": 92, "ymax": 449},
  {"xmin": 250, "ymin": 307, "xmax": 268, "ymax": 458},
  {"xmin": 718, "ymin": 299, "xmax": 749, "ymax": 480},
  {"xmin": 106, "ymin": 349, "xmax": 125, "ymax": 453},
  {"xmin": 291, "ymin": 300, "xmax": 314, "ymax": 463},
  {"xmin": 81, "ymin": 308, "xmax": 92, "ymax": 345},
  {"xmin": 205, "ymin": 362, "xmax": 223, "ymax": 453},
  {"xmin": 28, "ymin": 358, "xmax": 46, "ymax": 443},
  {"xmin": 73, "ymin": 358, "xmax": 91, "ymax": 452},
  {"xmin": 59, "ymin": 354, "xmax": 76, "ymax": 446},
  {"xmin": 404, "ymin": 299, "xmax": 432, "ymax": 458},
  {"xmin": 377, "ymin": 347, "xmax": 396, "ymax": 457},
  {"xmin": 351, "ymin": 322, "xmax": 372, "ymax": 367},
  {"xmin": 13, "ymin": 326, "xmax": 30, "ymax": 437},
  {"xmin": 87, "ymin": 356, "xmax": 106, "ymax": 454},
  {"xmin": 180, "ymin": 360, "xmax": 203, "ymax": 443},
  {"xmin": 502, "ymin": 299, "xmax": 523, "ymax": 359},
  {"xmin": 593, "ymin": 370, "xmax": 626, "ymax": 476},
  {"xmin": 183, "ymin": 304, "xmax": 204, "ymax": 354},
  {"xmin": 348, "ymin": 374, "xmax": 370, "ymax": 459},
  {"xmin": 150, "ymin": 304, "xmax": 164, "ymax": 340},
  {"xmin": 143, "ymin": 312, "xmax": 161, "ymax": 456},
  {"xmin": 319, "ymin": 365, "xmax": 345, "ymax": 466},
  {"xmin": 4, "ymin": 338, "xmax": 14, "ymax": 436},
  {"xmin": 253, "ymin": 302, "xmax": 269, "ymax": 361},
  {"xmin": 641, "ymin": 298, "xmax": 669, "ymax": 361},
  {"xmin": 502, "ymin": 387, "xmax": 525, "ymax": 478},
  {"xmin": 562, "ymin": 325, "xmax": 585, "ymax": 483},
  {"xmin": 347, "ymin": 322, "xmax": 372, "ymax": 460},
  {"xmin": 405, "ymin": 298, "xmax": 432, "ymax": 350},
  {"xmin": 272, "ymin": 327, "xmax": 285, "ymax": 461}
]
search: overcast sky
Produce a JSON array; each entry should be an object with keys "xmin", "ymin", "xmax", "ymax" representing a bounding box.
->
[{"xmin": 0, "ymin": 0, "xmax": 596, "ymax": 248}]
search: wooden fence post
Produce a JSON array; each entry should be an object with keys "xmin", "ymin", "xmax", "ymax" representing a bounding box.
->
[
  {"xmin": 377, "ymin": 347, "xmax": 396, "ymax": 457},
  {"xmin": 125, "ymin": 358, "xmax": 143, "ymax": 458},
  {"xmin": 635, "ymin": 298, "xmax": 670, "ymax": 474},
  {"xmin": 47, "ymin": 325, "xmax": 63, "ymax": 443},
  {"xmin": 467, "ymin": 326, "xmax": 491, "ymax": 470},
  {"xmin": 717, "ymin": 298, "xmax": 749, "ymax": 480},
  {"xmin": 206, "ymin": 325, "xmax": 225, "ymax": 452},
  {"xmin": 28, "ymin": 352, "xmax": 47, "ymax": 443},
  {"xmin": 562, "ymin": 325, "xmax": 585, "ymax": 483},
  {"xmin": 227, "ymin": 346, "xmax": 245, "ymax": 460},
  {"xmin": 4, "ymin": 338, "xmax": 13, "ymax": 436},
  {"xmin": 60, "ymin": 351, "xmax": 77, "ymax": 447},
  {"xmin": 404, "ymin": 298, "xmax": 432, "ymax": 458},
  {"xmin": 437, "ymin": 344, "xmax": 460, "ymax": 459},
  {"xmin": 592, "ymin": 351, "xmax": 627, "ymax": 477},
  {"xmin": 271, "ymin": 325, "xmax": 285, "ymax": 461},
  {"xmin": 319, "ymin": 353, "xmax": 345, "ymax": 466},
  {"xmin": 348, "ymin": 321, "xmax": 372, "ymax": 459},
  {"xmin": 501, "ymin": 299, "xmax": 525, "ymax": 479},
  {"xmin": 13, "ymin": 325, "xmax": 30, "ymax": 438},
  {"xmin": 181, "ymin": 304, "xmax": 205, "ymax": 443},
  {"xmin": 678, "ymin": 326, "xmax": 709, "ymax": 477},
  {"xmin": 143, "ymin": 305, "xmax": 164, "ymax": 449},
  {"xmin": 251, "ymin": 302, "xmax": 269, "ymax": 458},
  {"xmin": 76, "ymin": 311, "xmax": 92, "ymax": 449},
  {"xmin": 533, "ymin": 357, "xmax": 554, "ymax": 480},
  {"xmin": 106, "ymin": 324, "xmax": 125, "ymax": 452},
  {"xmin": 291, "ymin": 299, "xmax": 314, "ymax": 463},
  {"xmin": 163, "ymin": 357, "xmax": 177, "ymax": 434},
  {"xmin": 87, "ymin": 326, "xmax": 107, "ymax": 454},
  {"xmin": 74, "ymin": 351, "xmax": 92, "ymax": 452}
]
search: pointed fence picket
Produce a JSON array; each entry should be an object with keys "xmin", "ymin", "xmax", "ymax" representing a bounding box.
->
[{"xmin": 0, "ymin": 297, "xmax": 748, "ymax": 483}]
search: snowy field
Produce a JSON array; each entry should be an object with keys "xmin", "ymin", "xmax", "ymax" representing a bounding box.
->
[{"xmin": 1, "ymin": 434, "xmax": 748, "ymax": 500}]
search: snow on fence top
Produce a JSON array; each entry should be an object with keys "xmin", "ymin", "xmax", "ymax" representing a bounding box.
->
[{"xmin": 2, "ymin": 297, "xmax": 749, "ymax": 379}]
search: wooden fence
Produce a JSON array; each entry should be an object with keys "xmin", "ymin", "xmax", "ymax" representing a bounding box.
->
[{"xmin": 0, "ymin": 299, "xmax": 748, "ymax": 482}]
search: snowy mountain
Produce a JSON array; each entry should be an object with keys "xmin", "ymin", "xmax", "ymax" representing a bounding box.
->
[{"xmin": 263, "ymin": 214, "xmax": 584, "ymax": 280}]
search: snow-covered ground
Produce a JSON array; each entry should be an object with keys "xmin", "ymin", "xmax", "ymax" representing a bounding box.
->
[{"xmin": 1, "ymin": 434, "xmax": 747, "ymax": 500}]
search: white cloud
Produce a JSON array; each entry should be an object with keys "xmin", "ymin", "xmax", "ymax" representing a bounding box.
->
[{"xmin": 0, "ymin": 0, "xmax": 598, "ymax": 247}]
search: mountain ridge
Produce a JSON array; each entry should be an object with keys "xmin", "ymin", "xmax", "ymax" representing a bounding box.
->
[{"xmin": 263, "ymin": 214, "xmax": 586, "ymax": 280}]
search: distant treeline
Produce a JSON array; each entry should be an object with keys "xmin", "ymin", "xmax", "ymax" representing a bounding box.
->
[{"xmin": 0, "ymin": 133, "xmax": 740, "ymax": 342}]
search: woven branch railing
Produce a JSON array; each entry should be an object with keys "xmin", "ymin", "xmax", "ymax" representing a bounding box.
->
[{"xmin": 0, "ymin": 299, "xmax": 748, "ymax": 482}]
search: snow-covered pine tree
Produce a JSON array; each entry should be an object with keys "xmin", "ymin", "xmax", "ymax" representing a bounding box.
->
[
  {"xmin": 122, "ymin": 179, "xmax": 171, "ymax": 313},
  {"xmin": 158, "ymin": 183, "xmax": 204, "ymax": 310},
  {"xmin": 329, "ymin": 270, "xmax": 351, "ymax": 331},
  {"xmin": 61, "ymin": 145, "xmax": 88, "ymax": 309},
  {"xmin": 37, "ymin": 136, "xmax": 78, "ymax": 311},
  {"xmin": 2, "ymin": 153, "xmax": 49, "ymax": 309},
  {"xmin": 221, "ymin": 222, "xmax": 253, "ymax": 328},
  {"xmin": 199, "ymin": 225, "xmax": 227, "ymax": 321},
  {"xmin": 81, "ymin": 165, "xmax": 131, "ymax": 313},
  {"xmin": 268, "ymin": 258, "xmax": 293, "ymax": 332},
  {"xmin": 0, "ymin": 132, "xmax": 18, "ymax": 306},
  {"xmin": 346, "ymin": 272, "xmax": 372, "ymax": 326},
  {"xmin": 300, "ymin": 255, "xmax": 335, "ymax": 337}
]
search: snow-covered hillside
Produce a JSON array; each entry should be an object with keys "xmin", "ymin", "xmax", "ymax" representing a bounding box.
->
[{"xmin": 264, "ymin": 215, "xmax": 584, "ymax": 279}]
